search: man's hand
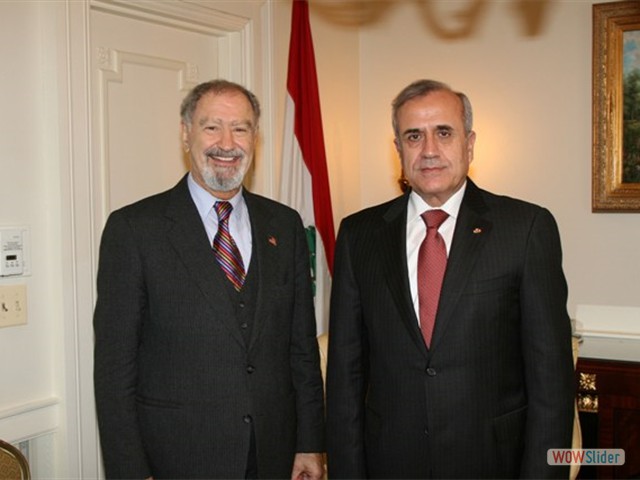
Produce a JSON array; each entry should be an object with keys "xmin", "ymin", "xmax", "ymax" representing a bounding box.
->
[{"xmin": 291, "ymin": 452, "xmax": 325, "ymax": 480}]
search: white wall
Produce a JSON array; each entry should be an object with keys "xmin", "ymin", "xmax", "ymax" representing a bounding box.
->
[
  {"xmin": 0, "ymin": 0, "xmax": 65, "ymax": 474},
  {"xmin": 0, "ymin": 0, "xmax": 55, "ymax": 406}
]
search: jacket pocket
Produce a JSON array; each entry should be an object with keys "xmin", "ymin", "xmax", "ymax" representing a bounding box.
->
[
  {"xmin": 136, "ymin": 395, "xmax": 182, "ymax": 409},
  {"xmin": 463, "ymin": 273, "xmax": 515, "ymax": 296},
  {"xmin": 365, "ymin": 403, "xmax": 382, "ymax": 438}
]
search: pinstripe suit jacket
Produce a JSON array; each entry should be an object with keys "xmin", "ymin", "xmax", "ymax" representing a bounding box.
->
[
  {"xmin": 326, "ymin": 178, "xmax": 574, "ymax": 479},
  {"xmin": 94, "ymin": 175, "xmax": 324, "ymax": 479}
]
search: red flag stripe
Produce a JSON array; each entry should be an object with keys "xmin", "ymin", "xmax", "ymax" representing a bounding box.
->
[{"xmin": 286, "ymin": 0, "xmax": 336, "ymax": 273}]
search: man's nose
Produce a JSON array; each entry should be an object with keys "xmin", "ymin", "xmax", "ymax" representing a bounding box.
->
[
  {"xmin": 421, "ymin": 133, "xmax": 438, "ymax": 157},
  {"xmin": 219, "ymin": 127, "xmax": 235, "ymax": 149}
]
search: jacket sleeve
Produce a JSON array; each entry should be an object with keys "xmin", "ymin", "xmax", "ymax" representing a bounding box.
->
[
  {"xmin": 519, "ymin": 208, "xmax": 574, "ymax": 479},
  {"xmin": 289, "ymin": 212, "xmax": 326, "ymax": 453},
  {"xmin": 326, "ymin": 219, "xmax": 369, "ymax": 478},
  {"xmin": 94, "ymin": 210, "xmax": 151, "ymax": 479}
]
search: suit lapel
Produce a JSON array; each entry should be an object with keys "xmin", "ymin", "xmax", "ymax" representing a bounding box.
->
[
  {"xmin": 242, "ymin": 191, "xmax": 278, "ymax": 352},
  {"xmin": 164, "ymin": 176, "xmax": 246, "ymax": 348},
  {"xmin": 430, "ymin": 179, "xmax": 492, "ymax": 351},
  {"xmin": 378, "ymin": 194, "xmax": 429, "ymax": 356}
]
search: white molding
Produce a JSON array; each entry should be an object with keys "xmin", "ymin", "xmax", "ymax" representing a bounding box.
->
[
  {"xmin": 96, "ymin": 48, "xmax": 199, "ymax": 221},
  {"xmin": 0, "ymin": 397, "xmax": 59, "ymax": 443},
  {"xmin": 259, "ymin": 0, "xmax": 275, "ymax": 197},
  {"xmin": 63, "ymin": 0, "xmax": 100, "ymax": 477},
  {"xmin": 90, "ymin": 0, "xmax": 250, "ymax": 35},
  {"xmin": 88, "ymin": 1, "xmax": 253, "ymax": 95},
  {"xmin": 575, "ymin": 304, "xmax": 640, "ymax": 339}
]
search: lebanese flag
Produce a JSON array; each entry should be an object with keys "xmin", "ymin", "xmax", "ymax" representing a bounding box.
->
[{"xmin": 280, "ymin": 0, "xmax": 335, "ymax": 335}]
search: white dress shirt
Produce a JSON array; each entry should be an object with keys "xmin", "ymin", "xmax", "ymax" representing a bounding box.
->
[{"xmin": 406, "ymin": 182, "xmax": 467, "ymax": 322}]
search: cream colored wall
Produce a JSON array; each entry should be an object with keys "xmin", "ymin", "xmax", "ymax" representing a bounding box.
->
[
  {"xmin": 0, "ymin": 0, "xmax": 65, "ymax": 473},
  {"xmin": 0, "ymin": 0, "xmax": 62, "ymax": 418},
  {"xmin": 305, "ymin": 0, "xmax": 639, "ymax": 318}
]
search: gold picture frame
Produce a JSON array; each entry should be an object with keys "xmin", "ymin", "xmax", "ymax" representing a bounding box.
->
[{"xmin": 592, "ymin": 1, "xmax": 640, "ymax": 212}]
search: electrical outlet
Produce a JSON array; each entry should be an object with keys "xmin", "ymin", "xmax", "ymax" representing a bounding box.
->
[{"xmin": 0, "ymin": 284, "xmax": 27, "ymax": 328}]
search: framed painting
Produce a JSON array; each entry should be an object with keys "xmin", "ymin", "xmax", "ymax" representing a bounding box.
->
[{"xmin": 592, "ymin": 1, "xmax": 640, "ymax": 212}]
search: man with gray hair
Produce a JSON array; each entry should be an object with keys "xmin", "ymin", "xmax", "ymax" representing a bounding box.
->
[
  {"xmin": 326, "ymin": 79, "xmax": 574, "ymax": 478},
  {"xmin": 94, "ymin": 79, "xmax": 325, "ymax": 479}
]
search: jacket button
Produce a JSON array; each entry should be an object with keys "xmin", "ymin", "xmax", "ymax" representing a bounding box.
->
[
  {"xmin": 247, "ymin": 365, "xmax": 255, "ymax": 374},
  {"xmin": 426, "ymin": 367, "xmax": 437, "ymax": 376},
  {"xmin": 243, "ymin": 415, "xmax": 252, "ymax": 424},
  {"xmin": 240, "ymin": 322, "xmax": 248, "ymax": 329}
]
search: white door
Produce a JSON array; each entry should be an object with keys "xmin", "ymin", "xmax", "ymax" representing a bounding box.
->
[
  {"xmin": 63, "ymin": 1, "xmax": 274, "ymax": 478},
  {"xmin": 90, "ymin": 0, "xmax": 273, "ymax": 216},
  {"xmin": 91, "ymin": 8, "xmax": 216, "ymax": 212}
]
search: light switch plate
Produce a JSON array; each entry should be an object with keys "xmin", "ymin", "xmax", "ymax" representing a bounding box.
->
[{"xmin": 0, "ymin": 284, "xmax": 27, "ymax": 327}]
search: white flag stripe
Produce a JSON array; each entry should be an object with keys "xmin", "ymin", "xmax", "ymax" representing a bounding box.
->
[
  {"xmin": 281, "ymin": 94, "xmax": 331, "ymax": 335},
  {"xmin": 281, "ymin": 95, "xmax": 314, "ymax": 225}
]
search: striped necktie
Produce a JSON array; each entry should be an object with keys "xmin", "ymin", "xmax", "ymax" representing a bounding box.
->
[{"xmin": 213, "ymin": 201, "xmax": 246, "ymax": 291}]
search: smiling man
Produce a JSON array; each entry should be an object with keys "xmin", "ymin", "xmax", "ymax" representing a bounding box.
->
[
  {"xmin": 326, "ymin": 79, "xmax": 575, "ymax": 478},
  {"xmin": 94, "ymin": 80, "xmax": 325, "ymax": 480}
]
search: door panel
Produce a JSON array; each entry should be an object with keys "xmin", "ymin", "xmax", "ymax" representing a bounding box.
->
[{"xmin": 91, "ymin": 8, "xmax": 218, "ymax": 212}]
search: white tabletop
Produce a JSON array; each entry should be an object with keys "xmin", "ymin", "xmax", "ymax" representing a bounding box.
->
[{"xmin": 576, "ymin": 335, "xmax": 640, "ymax": 363}]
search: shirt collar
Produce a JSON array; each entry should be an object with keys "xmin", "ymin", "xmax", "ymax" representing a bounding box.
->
[
  {"xmin": 408, "ymin": 180, "xmax": 467, "ymax": 223},
  {"xmin": 187, "ymin": 172, "xmax": 245, "ymax": 221}
]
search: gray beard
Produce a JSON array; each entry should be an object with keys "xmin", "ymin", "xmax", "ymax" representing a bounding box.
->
[{"xmin": 203, "ymin": 167, "xmax": 245, "ymax": 192}]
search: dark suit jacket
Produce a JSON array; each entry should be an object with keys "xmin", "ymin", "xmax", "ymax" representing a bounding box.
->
[
  {"xmin": 326, "ymin": 179, "xmax": 574, "ymax": 479},
  {"xmin": 94, "ymin": 175, "xmax": 324, "ymax": 479}
]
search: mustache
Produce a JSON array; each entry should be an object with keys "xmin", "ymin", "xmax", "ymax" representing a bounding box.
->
[
  {"xmin": 418, "ymin": 156, "xmax": 442, "ymax": 168},
  {"xmin": 205, "ymin": 147, "xmax": 245, "ymax": 159}
]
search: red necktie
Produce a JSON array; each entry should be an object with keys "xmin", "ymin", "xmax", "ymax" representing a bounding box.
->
[
  {"xmin": 418, "ymin": 209, "xmax": 449, "ymax": 347},
  {"xmin": 213, "ymin": 201, "xmax": 246, "ymax": 291}
]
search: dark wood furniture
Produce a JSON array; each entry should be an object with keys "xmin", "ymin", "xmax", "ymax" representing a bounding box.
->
[{"xmin": 576, "ymin": 357, "xmax": 640, "ymax": 479}]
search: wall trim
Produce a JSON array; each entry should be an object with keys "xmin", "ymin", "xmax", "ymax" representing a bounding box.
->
[
  {"xmin": 575, "ymin": 304, "xmax": 640, "ymax": 339},
  {"xmin": 0, "ymin": 397, "xmax": 59, "ymax": 443}
]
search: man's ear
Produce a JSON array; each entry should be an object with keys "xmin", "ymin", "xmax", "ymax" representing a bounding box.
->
[
  {"xmin": 393, "ymin": 137, "xmax": 401, "ymax": 155},
  {"xmin": 181, "ymin": 122, "xmax": 190, "ymax": 152},
  {"xmin": 466, "ymin": 130, "xmax": 476, "ymax": 164}
]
